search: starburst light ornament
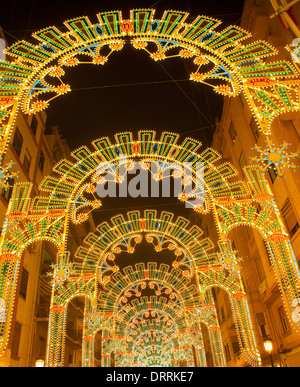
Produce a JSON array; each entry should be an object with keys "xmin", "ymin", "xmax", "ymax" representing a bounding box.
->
[
  {"xmin": 250, "ymin": 137, "xmax": 299, "ymax": 177},
  {"xmin": 0, "ymin": 160, "xmax": 18, "ymax": 189},
  {"xmin": 47, "ymin": 262, "xmax": 74, "ymax": 287}
]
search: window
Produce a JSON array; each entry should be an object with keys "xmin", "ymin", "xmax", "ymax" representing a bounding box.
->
[
  {"xmin": 239, "ymin": 152, "xmax": 246, "ymax": 176},
  {"xmin": 231, "ymin": 336, "xmax": 240, "ymax": 356},
  {"xmin": 278, "ymin": 305, "xmax": 290, "ymax": 333},
  {"xmin": 268, "ymin": 163, "xmax": 278, "ymax": 184},
  {"xmin": 250, "ymin": 117, "xmax": 260, "ymax": 142},
  {"xmin": 38, "ymin": 336, "xmax": 46, "ymax": 357},
  {"xmin": 38, "ymin": 150, "xmax": 45, "ymax": 172},
  {"xmin": 256, "ymin": 312, "xmax": 267, "ymax": 338},
  {"xmin": 2, "ymin": 177, "xmax": 14, "ymax": 202},
  {"xmin": 224, "ymin": 342, "xmax": 231, "ymax": 363},
  {"xmin": 231, "ymin": 239, "xmax": 237, "ymax": 252},
  {"xmin": 220, "ymin": 306, "xmax": 225, "ymax": 324},
  {"xmin": 30, "ymin": 115, "xmax": 38, "ymax": 136},
  {"xmin": 229, "ymin": 122, "xmax": 237, "ymax": 144},
  {"xmin": 11, "ymin": 127, "xmax": 23, "ymax": 158},
  {"xmin": 290, "ymin": 120, "xmax": 300, "ymax": 141},
  {"xmin": 11, "ymin": 321, "xmax": 21, "ymax": 357},
  {"xmin": 281, "ymin": 197, "xmax": 299, "ymax": 237},
  {"xmin": 41, "ymin": 247, "xmax": 55, "ymax": 275},
  {"xmin": 23, "ymin": 149, "xmax": 31, "ymax": 175},
  {"xmin": 19, "ymin": 267, "xmax": 29, "ymax": 299}
]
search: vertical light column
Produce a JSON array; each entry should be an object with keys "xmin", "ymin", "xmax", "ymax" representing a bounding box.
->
[
  {"xmin": 208, "ymin": 326, "xmax": 226, "ymax": 367},
  {"xmin": 195, "ymin": 329, "xmax": 207, "ymax": 367},
  {"xmin": 196, "ymin": 345, "xmax": 207, "ymax": 367},
  {"xmin": 194, "ymin": 343, "xmax": 207, "ymax": 367},
  {"xmin": 82, "ymin": 300, "xmax": 95, "ymax": 367},
  {"xmin": 82, "ymin": 337, "xmax": 94, "ymax": 367},
  {"xmin": 230, "ymin": 292, "xmax": 262, "ymax": 367},
  {"xmin": 0, "ymin": 183, "xmax": 32, "ymax": 358},
  {"xmin": 186, "ymin": 346, "xmax": 195, "ymax": 367},
  {"xmin": 265, "ymin": 237, "xmax": 300, "ymax": 332},
  {"xmin": 46, "ymin": 305, "xmax": 67, "ymax": 367},
  {"xmin": 245, "ymin": 167, "xmax": 300, "ymax": 334},
  {"xmin": 101, "ymin": 329, "xmax": 111, "ymax": 367},
  {"xmin": 0, "ymin": 257, "xmax": 21, "ymax": 357}
]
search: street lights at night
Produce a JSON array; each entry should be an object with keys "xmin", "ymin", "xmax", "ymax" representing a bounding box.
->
[
  {"xmin": 35, "ymin": 358, "xmax": 44, "ymax": 367},
  {"xmin": 263, "ymin": 337, "xmax": 274, "ymax": 367}
]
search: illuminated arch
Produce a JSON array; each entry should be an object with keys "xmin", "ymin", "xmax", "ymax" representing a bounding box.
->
[
  {"xmin": 1, "ymin": 7, "xmax": 300, "ymax": 168},
  {"xmin": 0, "ymin": 8, "xmax": 300, "ymax": 368},
  {"xmin": 30, "ymin": 129, "xmax": 247, "ymax": 222},
  {"xmin": 214, "ymin": 167, "xmax": 300, "ymax": 340},
  {"xmin": 99, "ymin": 296, "xmax": 205, "ymax": 367},
  {"xmin": 0, "ymin": 132, "xmax": 299, "ymax": 367},
  {"xmin": 0, "ymin": 129, "xmax": 245, "ymax": 258},
  {"xmin": 74, "ymin": 209, "xmax": 216, "ymax": 283},
  {"xmin": 47, "ymin": 216, "xmax": 226, "ymax": 367},
  {"xmin": 99, "ymin": 263, "xmax": 201, "ymax": 317},
  {"xmin": 46, "ymin": 208, "xmax": 259, "ymax": 367},
  {"xmin": 122, "ymin": 303, "xmax": 207, "ymax": 367}
]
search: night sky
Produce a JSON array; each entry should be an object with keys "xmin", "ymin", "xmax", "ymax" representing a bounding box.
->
[{"xmin": 0, "ymin": 0, "xmax": 246, "ymax": 219}]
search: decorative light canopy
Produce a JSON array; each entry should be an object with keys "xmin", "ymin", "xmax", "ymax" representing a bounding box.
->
[
  {"xmin": 1, "ymin": 9, "xmax": 300, "ymax": 177},
  {"xmin": 0, "ymin": 8, "xmax": 300, "ymax": 367},
  {"xmin": 251, "ymin": 137, "xmax": 299, "ymax": 177},
  {"xmin": 0, "ymin": 130, "xmax": 299, "ymax": 367}
]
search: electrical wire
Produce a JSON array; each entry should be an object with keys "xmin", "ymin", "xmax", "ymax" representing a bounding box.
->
[
  {"xmin": 156, "ymin": 61, "xmax": 216, "ymax": 131},
  {"xmin": 71, "ymin": 78, "xmax": 190, "ymax": 92},
  {"xmin": 24, "ymin": 0, "xmax": 36, "ymax": 40},
  {"xmin": 182, "ymin": 60, "xmax": 210, "ymax": 147}
]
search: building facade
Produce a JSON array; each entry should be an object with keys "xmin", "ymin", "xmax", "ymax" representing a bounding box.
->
[
  {"xmin": 0, "ymin": 29, "xmax": 96, "ymax": 364},
  {"xmin": 203, "ymin": 0, "xmax": 300, "ymax": 367},
  {"xmin": 1, "ymin": 114, "xmax": 96, "ymax": 367}
]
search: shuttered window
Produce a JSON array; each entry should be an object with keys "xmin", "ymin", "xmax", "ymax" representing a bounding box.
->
[
  {"xmin": 281, "ymin": 198, "xmax": 299, "ymax": 237},
  {"xmin": 278, "ymin": 305, "xmax": 290, "ymax": 333}
]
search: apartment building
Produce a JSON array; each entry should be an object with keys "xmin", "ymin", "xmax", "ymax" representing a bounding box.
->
[
  {"xmin": 195, "ymin": 0, "xmax": 300, "ymax": 367},
  {"xmin": 0, "ymin": 28, "xmax": 95, "ymax": 364}
]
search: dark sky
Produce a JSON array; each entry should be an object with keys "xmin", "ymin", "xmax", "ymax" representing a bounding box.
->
[{"xmin": 0, "ymin": 0, "xmax": 246, "ymax": 151}]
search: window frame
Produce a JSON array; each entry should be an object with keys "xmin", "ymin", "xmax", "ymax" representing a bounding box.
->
[{"xmin": 12, "ymin": 127, "xmax": 23, "ymax": 158}]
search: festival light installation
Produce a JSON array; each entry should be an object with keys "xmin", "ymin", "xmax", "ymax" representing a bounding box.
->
[
  {"xmin": 250, "ymin": 137, "xmax": 299, "ymax": 177},
  {"xmin": 0, "ymin": 160, "xmax": 18, "ymax": 190},
  {"xmin": 0, "ymin": 8, "xmax": 299, "ymax": 367},
  {"xmin": 0, "ymin": 128, "xmax": 299, "ymax": 367},
  {"xmin": 0, "ymin": 9, "xmax": 300, "ymax": 176}
]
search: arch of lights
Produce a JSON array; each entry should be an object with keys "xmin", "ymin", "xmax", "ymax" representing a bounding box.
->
[
  {"xmin": 1, "ymin": 8, "xmax": 300, "ymax": 182},
  {"xmin": 0, "ymin": 130, "xmax": 299, "ymax": 367},
  {"xmin": 0, "ymin": 8, "xmax": 300, "ymax": 367}
]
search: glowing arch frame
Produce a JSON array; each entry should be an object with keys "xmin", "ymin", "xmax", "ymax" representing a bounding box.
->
[
  {"xmin": 1, "ymin": 8, "xmax": 300, "ymax": 176},
  {"xmin": 45, "ymin": 202, "xmax": 258, "ymax": 367},
  {"xmin": 0, "ymin": 7, "xmax": 299, "ymax": 366},
  {"xmin": 80, "ymin": 273, "xmax": 222, "ymax": 367},
  {"xmin": 0, "ymin": 129, "xmax": 299, "ymax": 366}
]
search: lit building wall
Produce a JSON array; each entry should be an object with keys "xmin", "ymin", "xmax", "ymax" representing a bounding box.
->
[
  {"xmin": 0, "ymin": 105, "xmax": 54, "ymax": 366},
  {"xmin": 207, "ymin": 0, "xmax": 300, "ymax": 367},
  {"xmin": 0, "ymin": 27, "xmax": 95, "ymax": 364}
]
